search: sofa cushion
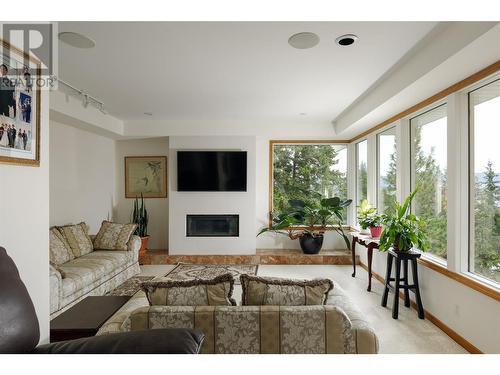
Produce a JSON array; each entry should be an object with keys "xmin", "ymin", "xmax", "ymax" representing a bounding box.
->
[
  {"xmin": 60, "ymin": 251, "xmax": 133, "ymax": 298},
  {"xmin": 49, "ymin": 227, "xmax": 75, "ymax": 265},
  {"xmin": 141, "ymin": 274, "xmax": 237, "ymax": 306},
  {"xmin": 93, "ymin": 221, "xmax": 137, "ymax": 251},
  {"xmin": 57, "ymin": 222, "xmax": 93, "ymax": 257},
  {"xmin": 240, "ymin": 274, "xmax": 333, "ymax": 306}
]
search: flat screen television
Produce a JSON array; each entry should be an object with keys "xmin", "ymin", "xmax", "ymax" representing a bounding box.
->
[{"xmin": 177, "ymin": 151, "xmax": 247, "ymax": 191}]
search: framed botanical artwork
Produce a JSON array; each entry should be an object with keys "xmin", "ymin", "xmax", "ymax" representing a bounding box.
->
[
  {"xmin": 0, "ymin": 39, "xmax": 41, "ymax": 166},
  {"xmin": 125, "ymin": 156, "xmax": 168, "ymax": 198}
]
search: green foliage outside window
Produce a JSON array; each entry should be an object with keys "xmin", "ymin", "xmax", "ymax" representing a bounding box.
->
[{"xmin": 272, "ymin": 144, "xmax": 347, "ymax": 219}]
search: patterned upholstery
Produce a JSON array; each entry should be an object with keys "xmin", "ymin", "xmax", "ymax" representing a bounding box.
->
[
  {"xmin": 141, "ymin": 274, "xmax": 236, "ymax": 306},
  {"xmin": 49, "ymin": 228, "xmax": 75, "ymax": 265},
  {"xmin": 120, "ymin": 304, "xmax": 355, "ymax": 354},
  {"xmin": 56, "ymin": 222, "xmax": 94, "ymax": 257},
  {"xmin": 49, "ymin": 233, "xmax": 141, "ymax": 317},
  {"xmin": 97, "ymin": 282, "xmax": 379, "ymax": 354},
  {"xmin": 93, "ymin": 221, "xmax": 137, "ymax": 251},
  {"xmin": 240, "ymin": 274, "xmax": 333, "ymax": 305}
]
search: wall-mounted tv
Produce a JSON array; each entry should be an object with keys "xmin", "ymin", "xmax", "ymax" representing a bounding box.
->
[{"xmin": 177, "ymin": 151, "xmax": 247, "ymax": 192}]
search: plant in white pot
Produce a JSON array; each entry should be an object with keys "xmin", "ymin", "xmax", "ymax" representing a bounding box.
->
[
  {"xmin": 357, "ymin": 199, "xmax": 377, "ymax": 235},
  {"xmin": 132, "ymin": 194, "xmax": 149, "ymax": 256}
]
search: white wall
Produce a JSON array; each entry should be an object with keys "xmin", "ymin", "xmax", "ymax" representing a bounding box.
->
[
  {"xmin": 50, "ymin": 121, "xmax": 116, "ymax": 233},
  {"xmin": 0, "ymin": 89, "xmax": 50, "ymax": 345},
  {"xmin": 169, "ymin": 136, "xmax": 256, "ymax": 255},
  {"xmin": 115, "ymin": 138, "xmax": 169, "ymax": 250}
]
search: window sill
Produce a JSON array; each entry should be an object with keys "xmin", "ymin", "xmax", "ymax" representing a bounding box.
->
[{"xmin": 417, "ymin": 257, "xmax": 500, "ymax": 302}]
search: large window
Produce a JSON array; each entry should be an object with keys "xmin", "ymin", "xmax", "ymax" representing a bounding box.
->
[
  {"xmin": 271, "ymin": 142, "xmax": 347, "ymax": 217},
  {"xmin": 469, "ymin": 79, "xmax": 500, "ymax": 283},
  {"xmin": 410, "ymin": 104, "xmax": 448, "ymax": 259},
  {"xmin": 377, "ymin": 128, "xmax": 397, "ymax": 214},
  {"xmin": 356, "ymin": 140, "xmax": 368, "ymax": 205}
]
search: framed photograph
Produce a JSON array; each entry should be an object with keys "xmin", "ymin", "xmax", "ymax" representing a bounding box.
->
[
  {"xmin": 0, "ymin": 39, "xmax": 41, "ymax": 166},
  {"xmin": 125, "ymin": 156, "xmax": 168, "ymax": 198}
]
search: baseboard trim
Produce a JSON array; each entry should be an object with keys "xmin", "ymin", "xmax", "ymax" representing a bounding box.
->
[{"xmin": 358, "ymin": 262, "xmax": 483, "ymax": 354}]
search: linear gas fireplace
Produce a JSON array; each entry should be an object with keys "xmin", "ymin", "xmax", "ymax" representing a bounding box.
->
[{"xmin": 186, "ymin": 215, "xmax": 239, "ymax": 237}]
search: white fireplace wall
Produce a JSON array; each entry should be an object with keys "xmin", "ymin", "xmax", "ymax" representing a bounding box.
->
[{"xmin": 168, "ymin": 136, "xmax": 256, "ymax": 255}]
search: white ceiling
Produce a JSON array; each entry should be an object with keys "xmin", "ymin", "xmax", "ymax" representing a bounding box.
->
[{"xmin": 58, "ymin": 22, "xmax": 437, "ymax": 130}]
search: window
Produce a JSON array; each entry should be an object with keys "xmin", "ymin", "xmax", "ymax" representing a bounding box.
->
[
  {"xmin": 271, "ymin": 142, "xmax": 347, "ymax": 217},
  {"xmin": 410, "ymin": 104, "xmax": 448, "ymax": 259},
  {"xmin": 377, "ymin": 128, "xmax": 397, "ymax": 214},
  {"xmin": 356, "ymin": 140, "xmax": 368, "ymax": 205},
  {"xmin": 469, "ymin": 78, "xmax": 500, "ymax": 283}
]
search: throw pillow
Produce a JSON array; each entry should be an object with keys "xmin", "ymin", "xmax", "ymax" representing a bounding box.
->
[
  {"xmin": 141, "ymin": 273, "xmax": 237, "ymax": 306},
  {"xmin": 93, "ymin": 221, "xmax": 137, "ymax": 251},
  {"xmin": 56, "ymin": 222, "xmax": 94, "ymax": 257},
  {"xmin": 240, "ymin": 274, "xmax": 333, "ymax": 306},
  {"xmin": 49, "ymin": 227, "xmax": 74, "ymax": 265}
]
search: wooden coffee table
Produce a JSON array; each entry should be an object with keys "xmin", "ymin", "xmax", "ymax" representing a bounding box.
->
[{"xmin": 50, "ymin": 296, "xmax": 131, "ymax": 342}]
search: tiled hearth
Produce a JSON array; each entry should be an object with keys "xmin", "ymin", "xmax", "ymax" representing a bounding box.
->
[{"xmin": 140, "ymin": 249, "xmax": 358, "ymax": 265}]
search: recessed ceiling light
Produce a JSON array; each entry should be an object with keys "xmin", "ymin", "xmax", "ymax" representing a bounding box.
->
[
  {"xmin": 335, "ymin": 34, "xmax": 358, "ymax": 46},
  {"xmin": 288, "ymin": 32, "xmax": 320, "ymax": 49},
  {"xmin": 58, "ymin": 32, "xmax": 95, "ymax": 49},
  {"xmin": 144, "ymin": 112, "xmax": 153, "ymax": 116}
]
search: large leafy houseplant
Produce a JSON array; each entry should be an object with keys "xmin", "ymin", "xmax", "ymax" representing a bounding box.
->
[
  {"xmin": 258, "ymin": 194, "xmax": 352, "ymax": 253},
  {"xmin": 378, "ymin": 190, "xmax": 429, "ymax": 253}
]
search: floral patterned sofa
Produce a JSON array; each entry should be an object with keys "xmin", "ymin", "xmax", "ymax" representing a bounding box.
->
[
  {"xmin": 96, "ymin": 283, "xmax": 379, "ymax": 354},
  {"xmin": 49, "ymin": 222, "xmax": 141, "ymax": 318}
]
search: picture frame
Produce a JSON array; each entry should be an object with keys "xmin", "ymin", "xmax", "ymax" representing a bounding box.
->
[
  {"xmin": 0, "ymin": 38, "xmax": 41, "ymax": 167},
  {"xmin": 125, "ymin": 156, "xmax": 168, "ymax": 198}
]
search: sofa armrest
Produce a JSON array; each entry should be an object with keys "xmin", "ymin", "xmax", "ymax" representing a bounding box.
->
[
  {"xmin": 49, "ymin": 264, "xmax": 62, "ymax": 313},
  {"xmin": 327, "ymin": 286, "xmax": 379, "ymax": 354},
  {"xmin": 127, "ymin": 235, "xmax": 141, "ymax": 257}
]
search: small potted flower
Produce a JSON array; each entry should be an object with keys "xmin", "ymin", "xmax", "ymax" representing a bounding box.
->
[{"xmin": 365, "ymin": 214, "xmax": 383, "ymax": 239}]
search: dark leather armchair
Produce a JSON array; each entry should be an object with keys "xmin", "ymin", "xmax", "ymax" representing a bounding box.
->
[{"xmin": 0, "ymin": 247, "xmax": 204, "ymax": 354}]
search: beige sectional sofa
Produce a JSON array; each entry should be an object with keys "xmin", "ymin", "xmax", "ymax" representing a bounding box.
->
[
  {"xmin": 50, "ymin": 226, "xmax": 141, "ymax": 318},
  {"xmin": 97, "ymin": 283, "xmax": 379, "ymax": 354}
]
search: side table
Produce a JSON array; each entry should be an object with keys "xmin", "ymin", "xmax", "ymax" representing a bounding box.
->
[
  {"xmin": 350, "ymin": 232, "xmax": 379, "ymax": 292},
  {"xmin": 50, "ymin": 295, "xmax": 131, "ymax": 342},
  {"xmin": 381, "ymin": 249, "xmax": 425, "ymax": 319}
]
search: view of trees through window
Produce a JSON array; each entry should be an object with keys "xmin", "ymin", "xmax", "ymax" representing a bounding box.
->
[
  {"xmin": 272, "ymin": 143, "xmax": 347, "ymax": 218},
  {"xmin": 411, "ymin": 105, "xmax": 448, "ymax": 259},
  {"xmin": 356, "ymin": 140, "xmax": 368, "ymax": 205},
  {"xmin": 377, "ymin": 128, "xmax": 397, "ymax": 215},
  {"xmin": 470, "ymin": 79, "xmax": 500, "ymax": 283}
]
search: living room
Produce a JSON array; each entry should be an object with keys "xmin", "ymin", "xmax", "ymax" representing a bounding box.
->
[{"xmin": 1, "ymin": 1, "xmax": 500, "ymax": 372}]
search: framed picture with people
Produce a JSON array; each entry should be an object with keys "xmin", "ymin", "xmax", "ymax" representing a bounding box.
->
[{"xmin": 0, "ymin": 39, "xmax": 41, "ymax": 167}]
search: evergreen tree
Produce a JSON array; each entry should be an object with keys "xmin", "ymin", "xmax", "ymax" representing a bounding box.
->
[
  {"xmin": 358, "ymin": 160, "xmax": 367, "ymax": 203},
  {"xmin": 413, "ymin": 125, "xmax": 448, "ymax": 258},
  {"xmin": 474, "ymin": 160, "xmax": 500, "ymax": 281},
  {"xmin": 273, "ymin": 145, "xmax": 347, "ymax": 216},
  {"xmin": 381, "ymin": 143, "xmax": 397, "ymax": 215}
]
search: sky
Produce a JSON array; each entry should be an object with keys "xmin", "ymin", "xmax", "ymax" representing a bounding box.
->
[{"xmin": 473, "ymin": 95, "xmax": 500, "ymax": 173}]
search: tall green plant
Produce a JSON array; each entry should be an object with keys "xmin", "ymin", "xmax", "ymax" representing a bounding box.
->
[
  {"xmin": 378, "ymin": 189, "xmax": 429, "ymax": 253},
  {"xmin": 132, "ymin": 194, "xmax": 149, "ymax": 237}
]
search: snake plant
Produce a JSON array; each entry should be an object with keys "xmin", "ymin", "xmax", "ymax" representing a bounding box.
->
[{"xmin": 132, "ymin": 194, "xmax": 149, "ymax": 237}]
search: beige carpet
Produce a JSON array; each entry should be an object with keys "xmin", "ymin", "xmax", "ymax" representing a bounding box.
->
[{"xmin": 140, "ymin": 263, "xmax": 467, "ymax": 354}]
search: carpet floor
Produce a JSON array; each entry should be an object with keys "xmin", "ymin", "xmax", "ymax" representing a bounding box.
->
[{"xmin": 139, "ymin": 263, "xmax": 467, "ymax": 354}]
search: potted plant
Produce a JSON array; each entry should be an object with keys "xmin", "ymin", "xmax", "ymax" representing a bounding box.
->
[
  {"xmin": 132, "ymin": 194, "xmax": 149, "ymax": 255},
  {"xmin": 357, "ymin": 199, "xmax": 377, "ymax": 235},
  {"xmin": 378, "ymin": 190, "xmax": 429, "ymax": 253},
  {"xmin": 257, "ymin": 195, "xmax": 352, "ymax": 254}
]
